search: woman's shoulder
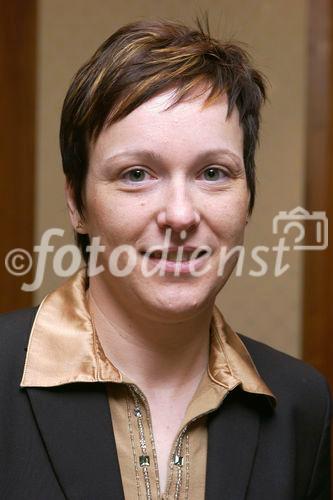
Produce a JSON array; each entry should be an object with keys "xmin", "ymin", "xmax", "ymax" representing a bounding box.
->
[
  {"xmin": 0, "ymin": 306, "xmax": 38, "ymax": 344},
  {"xmin": 0, "ymin": 306, "xmax": 38, "ymax": 384},
  {"xmin": 238, "ymin": 332, "xmax": 332, "ymax": 412}
]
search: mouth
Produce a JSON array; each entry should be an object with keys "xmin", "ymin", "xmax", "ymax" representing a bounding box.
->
[
  {"xmin": 140, "ymin": 247, "xmax": 209, "ymax": 262},
  {"xmin": 138, "ymin": 246, "xmax": 211, "ymax": 275}
]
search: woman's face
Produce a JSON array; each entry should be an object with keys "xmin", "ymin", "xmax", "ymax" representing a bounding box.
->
[{"xmin": 68, "ymin": 87, "xmax": 249, "ymax": 320}]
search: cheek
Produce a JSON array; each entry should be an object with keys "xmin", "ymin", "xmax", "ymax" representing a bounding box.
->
[
  {"xmin": 210, "ymin": 190, "xmax": 249, "ymax": 238},
  {"xmin": 83, "ymin": 194, "xmax": 117, "ymax": 241},
  {"xmin": 84, "ymin": 192, "xmax": 152, "ymax": 245}
]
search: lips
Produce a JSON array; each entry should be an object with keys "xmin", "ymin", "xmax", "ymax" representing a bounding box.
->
[
  {"xmin": 148, "ymin": 249, "xmax": 207, "ymax": 261},
  {"xmin": 141, "ymin": 247, "xmax": 208, "ymax": 262},
  {"xmin": 138, "ymin": 245, "xmax": 211, "ymax": 275}
]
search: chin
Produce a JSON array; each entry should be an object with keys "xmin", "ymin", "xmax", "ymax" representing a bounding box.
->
[{"xmin": 141, "ymin": 285, "xmax": 216, "ymax": 321}]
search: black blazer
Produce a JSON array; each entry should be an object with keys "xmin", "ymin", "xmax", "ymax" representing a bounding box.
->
[{"xmin": 0, "ymin": 307, "xmax": 331, "ymax": 500}]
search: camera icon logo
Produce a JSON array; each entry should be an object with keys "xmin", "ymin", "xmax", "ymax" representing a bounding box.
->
[{"xmin": 272, "ymin": 206, "xmax": 328, "ymax": 251}]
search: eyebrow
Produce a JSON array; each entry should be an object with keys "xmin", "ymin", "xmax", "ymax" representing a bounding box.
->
[{"xmin": 103, "ymin": 148, "xmax": 243, "ymax": 168}]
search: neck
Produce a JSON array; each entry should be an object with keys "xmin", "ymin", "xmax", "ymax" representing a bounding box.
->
[{"xmin": 87, "ymin": 281, "xmax": 213, "ymax": 397}]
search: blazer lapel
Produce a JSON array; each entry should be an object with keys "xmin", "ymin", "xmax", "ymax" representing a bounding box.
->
[
  {"xmin": 205, "ymin": 389, "xmax": 267, "ymax": 500},
  {"xmin": 26, "ymin": 383, "xmax": 124, "ymax": 500}
]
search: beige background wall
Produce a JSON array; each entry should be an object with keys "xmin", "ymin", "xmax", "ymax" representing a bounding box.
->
[{"xmin": 35, "ymin": 0, "xmax": 307, "ymax": 358}]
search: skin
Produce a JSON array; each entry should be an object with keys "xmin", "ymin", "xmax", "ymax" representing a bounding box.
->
[{"xmin": 66, "ymin": 86, "xmax": 250, "ymax": 491}]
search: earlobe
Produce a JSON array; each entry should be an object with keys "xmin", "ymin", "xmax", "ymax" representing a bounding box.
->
[
  {"xmin": 245, "ymin": 207, "xmax": 250, "ymax": 226},
  {"xmin": 65, "ymin": 180, "xmax": 87, "ymax": 234}
]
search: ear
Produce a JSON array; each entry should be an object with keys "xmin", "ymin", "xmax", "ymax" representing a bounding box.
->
[
  {"xmin": 65, "ymin": 180, "xmax": 87, "ymax": 234},
  {"xmin": 245, "ymin": 189, "xmax": 252, "ymax": 225}
]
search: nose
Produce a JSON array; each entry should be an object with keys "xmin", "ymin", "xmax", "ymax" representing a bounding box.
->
[{"xmin": 156, "ymin": 180, "xmax": 200, "ymax": 234}]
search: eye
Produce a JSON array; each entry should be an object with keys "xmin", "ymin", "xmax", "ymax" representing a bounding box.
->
[
  {"xmin": 121, "ymin": 168, "xmax": 151, "ymax": 183},
  {"xmin": 200, "ymin": 167, "xmax": 228, "ymax": 182}
]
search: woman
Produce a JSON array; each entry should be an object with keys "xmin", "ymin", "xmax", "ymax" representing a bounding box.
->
[{"xmin": 1, "ymin": 18, "xmax": 331, "ymax": 499}]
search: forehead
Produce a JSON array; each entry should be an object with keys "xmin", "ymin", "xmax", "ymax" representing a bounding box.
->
[{"xmin": 90, "ymin": 88, "xmax": 243, "ymax": 165}]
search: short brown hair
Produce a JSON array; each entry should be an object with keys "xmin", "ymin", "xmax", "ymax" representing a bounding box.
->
[{"xmin": 60, "ymin": 17, "xmax": 266, "ymax": 262}]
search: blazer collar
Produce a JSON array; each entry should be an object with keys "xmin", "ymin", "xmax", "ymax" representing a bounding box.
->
[
  {"xmin": 26, "ymin": 383, "xmax": 125, "ymax": 500},
  {"xmin": 205, "ymin": 388, "xmax": 270, "ymax": 500}
]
